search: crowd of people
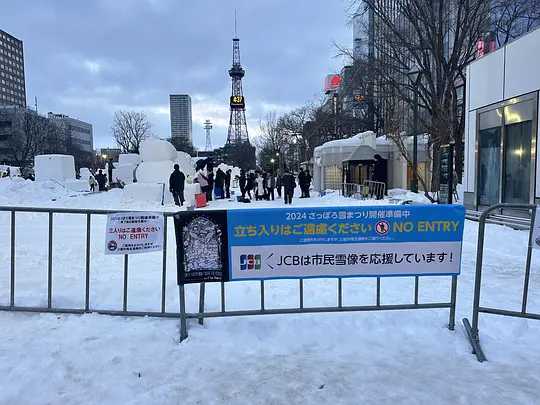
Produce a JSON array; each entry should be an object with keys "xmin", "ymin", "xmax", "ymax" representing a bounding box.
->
[{"xmin": 168, "ymin": 163, "xmax": 312, "ymax": 207}]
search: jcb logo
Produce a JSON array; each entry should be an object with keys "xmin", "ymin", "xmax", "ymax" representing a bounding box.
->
[{"xmin": 240, "ymin": 254, "xmax": 261, "ymax": 271}]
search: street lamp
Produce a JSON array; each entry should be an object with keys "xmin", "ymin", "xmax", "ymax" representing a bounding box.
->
[
  {"xmin": 270, "ymin": 158, "xmax": 275, "ymax": 176},
  {"xmin": 407, "ymin": 62, "xmax": 423, "ymax": 193}
]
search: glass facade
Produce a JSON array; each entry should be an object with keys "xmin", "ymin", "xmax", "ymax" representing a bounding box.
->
[{"xmin": 476, "ymin": 95, "xmax": 536, "ymax": 207}]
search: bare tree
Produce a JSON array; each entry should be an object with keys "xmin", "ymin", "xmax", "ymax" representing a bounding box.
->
[
  {"xmin": 111, "ymin": 110, "xmax": 152, "ymax": 153},
  {"xmin": 492, "ymin": 0, "xmax": 540, "ymax": 46},
  {"xmin": 0, "ymin": 108, "xmax": 66, "ymax": 170}
]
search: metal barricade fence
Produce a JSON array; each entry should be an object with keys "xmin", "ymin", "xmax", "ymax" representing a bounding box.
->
[
  {"xmin": 363, "ymin": 180, "xmax": 386, "ymax": 200},
  {"xmin": 463, "ymin": 203, "xmax": 536, "ymax": 362},
  {"xmin": 179, "ymin": 274, "xmax": 458, "ymax": 341},
  {"xmin": 0, "ymin": 206, "xmax": 180, "ymax": 319},
  {"xmin": 321, "ymin": 182, "xmax": 386, "ymax": 200},
  {"xmin": 0, "ymin": 206, "xmax": 459, "ymax": 346}
]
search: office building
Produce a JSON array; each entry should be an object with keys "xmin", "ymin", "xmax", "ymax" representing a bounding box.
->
[
  {"xmin": 48, "ymin": 112, "xmax": 94, "ymax": 154},
  {"xmin": 0, "ymin": 29, "xmax": 26, "ymax": 107},
  {"xmin": 169, "ymin": 94, "xmax": 192, "ymax": 146}
]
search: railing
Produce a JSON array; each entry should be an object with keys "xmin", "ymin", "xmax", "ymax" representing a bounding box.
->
[
  {"xmin": 322, "ymin": 181, "xmax": 386, "ymax": 200},
  {"xmin": 463, "ymin": 203, "xmax": 536, "ymax": 362},
  {"xmin": 0, "ymin": 206, "xmax": 180, "ymax": 319}
]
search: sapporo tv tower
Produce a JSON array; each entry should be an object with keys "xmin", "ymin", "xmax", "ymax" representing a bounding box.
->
[{"xmin": 222, "ymin": 12, "xmax": 256, "ymax": 170}]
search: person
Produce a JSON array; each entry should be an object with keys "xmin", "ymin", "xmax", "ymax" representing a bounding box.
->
[
  {"xmin": 207, "ymin": 169, "xmax": 214, "ymax": 201},
  {"xmin": 303, "ymin": 169, "xmax": 312, "ymax": 198},
  {"xmin": 88, "ymin": 173, "xmax": 97, "ymax": 192},
  {"xmin": 197, "ymin": 169, "xmax": 209, "ymax": 199},
  {"xmin": 266, "ymin": 172, "xmax": 275, "ymax": 201},
  {"xmin": 95, "ymin": 169, "xmax": 107, "ymax": 192},
  {"xmin": 214, "ymin": 168, "xmax": 225, "ymax": 199},
  {"xmin": 169, "ymin": 164, "xmax": 185, "ymax": 206},
  {"xmin": 255, "ymin": 172, "xmax": 265, "ymax": 201},
  {"xmin": 298, "ymin": 168, "xmax": 306, "ymax": 198},
  {"xmin": 239, "ymin": 169, "xmax": 247, "ymax": 199},
  {"xmin": 225, "ymin": 169, "xmax": 232, "ymax": 199},
  {"xmin": 282, "ymin": 168, "xmax": 296, "ymax": 205},
  {"xmin": 246, "ymin": 172, "xmax": 255, "ymax": 200},
  {"xmin": 276, "ymin": 172, "xmax": 282, "ymax": 198}
]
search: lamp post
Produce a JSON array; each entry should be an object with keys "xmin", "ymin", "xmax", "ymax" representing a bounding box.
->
[
  {"xmin": 332, "ymin": 93, "xmax": 338, "ymax": 137},
  {"xmin": 407, "ymin": 63, "xmax": 423, "ymax": 193},
  {"xmin": 270, "ymin": 158, "xmax": 275, "ymax": 177}
]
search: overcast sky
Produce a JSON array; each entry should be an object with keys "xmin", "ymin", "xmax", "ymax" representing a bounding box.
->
[{"xmin": 2, "ymin": 0, "xmax": 352, "ymax": 149}]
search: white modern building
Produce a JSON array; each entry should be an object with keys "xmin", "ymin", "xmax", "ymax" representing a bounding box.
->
[
  {"xmin": 169, "ymin": 94, "xmax": 192, "ymax": 146},
  {"xmin": 463, "ymin": 28, "xmax": 540, "ymax": 209}
]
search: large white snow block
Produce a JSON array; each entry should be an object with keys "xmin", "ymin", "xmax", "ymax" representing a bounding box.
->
[
  {"xmin": 112, "ymin": 164, "xmax": 136, "ymax": 184},
  {"xmin": 34, "ymin": 154, "xmax": 76, "ymax": 182},
  {"xmin": 140, "ymin": 138, "xmax": 177, "ymax": 162},
  {"xmin": 122, "ymin": 183, "xmax": 165, "ymax": 203},
  {"xmin": 118, "ymin": 153, "xmax": 140, "ymax": 166},
  {"xmin": 136, "ymin": 161, "xmax": 176, "ymax": 185}
]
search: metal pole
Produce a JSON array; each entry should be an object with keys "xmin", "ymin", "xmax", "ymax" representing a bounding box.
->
[
  {"xmin": 471, "ymin": 215, "xmax": 488, "ymax": 335},
  {"xmin": 161, "ymin": 217, "xmax": 168, "ymax": 313},
  {"xmin": 414, "ymin": 276, "xmax": 419, "ymax": 305},
  {"xmin": 260, "ymin": 280, "xmax": 265, "ymax": 311},
  {"xmin": 85, "ymin": 213, "xmax": 91, "ymax": 311},
  {"xmin": 412, "ymin": 87, "xmax": 419, "ymax": 193},
  {"xmin": 333, "ymin": 93, "xmax": 338, "ymax": 136},
  {"xmin": 198, "ymin": 283, "xmax": 205, "ymax": 325},
  {"xmin": 376, "ymin": 277, "xmax": 381, "ymax": 306},
  {"xmin": 10, "ymin": 210, "xmax": 15, "ymax": 307},
  {"xmin": 449, "ymin": 275, "xmax": 458, "ymax": 330},
  {"xmin": 47, "ymin": 212, "xmax": 53, "ymax": 309},
  {"xmin": 338, "ymin": 278, "xmax": 343, "ymax": 308},
  {"xmin": 299, "ymin": 279, "xmax": 304, "ymax": 309},
  {"xmin": 521, "ymin": 208, "xmax": 536, "ymax": 313},
  {"xmin": 179, "ymin": 285, "xmax": 188, "ymax": 342},
  {"xmin": 220, "ymin": 282, "xmax": 226, "ymax": 313},
  {"xmin": 123, "ymin": 254, "xmax": 128, "ymax": 312}
]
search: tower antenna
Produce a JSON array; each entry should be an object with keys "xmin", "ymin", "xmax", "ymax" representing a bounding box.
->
[
  {"xmin": 203, "ymin": 119, "xmax": 213, "ymax": 151},
  {"xmin": 234, "ymin": 9, "xmax": 237, "ymax": 38}
]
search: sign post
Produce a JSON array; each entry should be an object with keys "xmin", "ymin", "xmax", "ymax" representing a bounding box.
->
[{"xmin": 439, "ymin": 143, "xmax": 455, "ymax": 204}]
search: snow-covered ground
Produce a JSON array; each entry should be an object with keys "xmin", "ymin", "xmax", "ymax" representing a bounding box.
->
[{"xmin": 0, "ymin": 178, "xmax": 539, "ymax": 404}]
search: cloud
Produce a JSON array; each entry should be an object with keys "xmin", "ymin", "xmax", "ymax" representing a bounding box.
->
[{"xmin": 3, "ymin": 0, "xmax": 352, "ymax": 150}]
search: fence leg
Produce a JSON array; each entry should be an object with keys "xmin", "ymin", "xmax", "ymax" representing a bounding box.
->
[
  {"xmin": 338, "ymin": 278, "xmax": 342, "ymax": 308},
  {"xmin": 47, "ymin": 212, "xmax": 53, "ymax": 309},
  {"xmin": 220, "ymin": 282, "xmax": 226, "ymax": 313},
  {"xmin": 123, "ymin": 254, "xmax": 128, "ymax": 312},
  {"xmin": 10, "ymin": 211, "xmax": 15, "ymax": 308},
  {"xmin": 448, "ymin": 275, "xmax": 457, "ymax": 331},
  {"xmin": 179, "ymin": 285, "xmax": 188, "ymax": 342},
  {"xmin": 85, "ymin": 213, "xmax": 91, "ymax": 312},
  {"xmin": 376, "ymin": 277, "xmax": 381, "ymax": 306},
  {"xmin": 521, "ymin": 208, "xmax": 536, "ymax": 313},
  {"xmin": 161, "ymin": 217, "xmax": 168, "ymax": 314},
  {"xmin": 414, "ymin": 276, "xmax": 419, "ymax": 305},
  {"xmin": 198, "ymin": 282, "xmax": 205, "ymax": 325},
  {"xmin": 299, "ymin": 279, "xmax": 304, "ymax": 309}
]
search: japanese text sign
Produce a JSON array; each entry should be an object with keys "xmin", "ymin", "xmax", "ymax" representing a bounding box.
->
[{"xmin": 105, "ymin": 212, "xmax": 164, "ymax": 255}]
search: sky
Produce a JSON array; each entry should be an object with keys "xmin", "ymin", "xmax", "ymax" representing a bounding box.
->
[{"xmin": 2, "ymin": 0, "xmax": 353, "ymax": 150}]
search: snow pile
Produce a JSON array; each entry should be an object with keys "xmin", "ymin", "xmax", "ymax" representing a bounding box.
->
[
  {"xmin": 0, "ymin": 176, "xmax": 73, "ymax": 204},
  {"xmin": 388, "ymin": 188, "xmax": 431, "ymax": 204},
  {"xmin": 79, "ymin": 167, "xmax": 92, "ymax": 180},
  {"xmin": 64, "ymin": 179, "xmax": 89, "ymax": 192},
  {"xmin": 34, "ymin": 154, "xmax": 75, "ymax": 182}
]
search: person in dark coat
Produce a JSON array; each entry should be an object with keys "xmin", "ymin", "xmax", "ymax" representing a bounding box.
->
[
  {"xmin": 225, "ymin": 169, "xmax": 232, "ymax": 199},
  {"xmin": 276, "ymin": 172, "xmax": 282, "ymax": 198},
  {"xmin": 246, "ymin": 172, "xmax": 255, "ymax": 200},
  {"xmin": 303, "ymin": 169, "xmax": 312, "ymax": 198},
  {"xmin": 169, "ymin": 164, "xmax": 185, "ymax": 206},
  {"xmin": 298, "ymin": 168, "xmax": 306, "ymax": 198},
  {"xmin": 239, "ymin": 169, "xmax": 247, "ymax": 198},
  {"xmin": 214, "ymin": 168, "xmax": 226, "ymax": 199},
  {"xmin": 95, "ymin": 169, "xmax": 107, "ymax": 192},
  {"xmin": 282, "ymin": 168, "xmax": 296, "ymax": 205},
  {"xmin": 207, "ymin": 170, "xmax": 214, "ymax": 201}
]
